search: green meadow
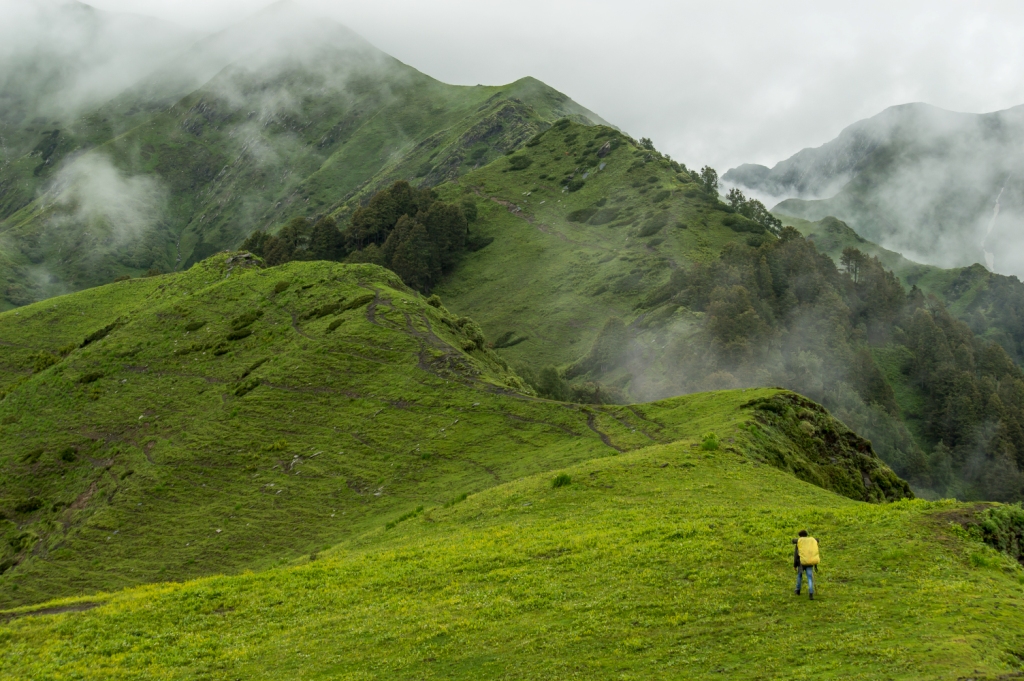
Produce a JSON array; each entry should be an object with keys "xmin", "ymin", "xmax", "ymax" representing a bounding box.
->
[{"xmin": 2, "ymin": 436, "xmax": 1022, "ymax": 679}]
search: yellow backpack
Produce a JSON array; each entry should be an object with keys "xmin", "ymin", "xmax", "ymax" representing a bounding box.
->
[{"xmin": 798, "ymin": 537, "xmax": 820, "ymax": 566}]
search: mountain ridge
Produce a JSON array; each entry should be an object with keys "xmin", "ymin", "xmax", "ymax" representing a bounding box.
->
[
  {"xmin": 0, "ymin": 2, "xmax": 607, "ymax": 309},
  {"xmin": 723, "ymin": 102, "xmax": 1024, "ymax": 278}
]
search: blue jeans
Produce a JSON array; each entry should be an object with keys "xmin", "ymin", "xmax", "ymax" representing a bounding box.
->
[{"xmin": 795, "ymin": 566, "xmax": 814, "ymax": 594}]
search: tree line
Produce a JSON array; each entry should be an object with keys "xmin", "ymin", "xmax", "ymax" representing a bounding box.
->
[{"xmin": 636, "ymin": 227, "xmax": 1024, "ymax": 500}]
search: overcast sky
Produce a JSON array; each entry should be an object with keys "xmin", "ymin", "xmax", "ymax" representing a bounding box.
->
[{"xmin": 83, "ymin": 0, "xmax": 1024, "ymax": 171}]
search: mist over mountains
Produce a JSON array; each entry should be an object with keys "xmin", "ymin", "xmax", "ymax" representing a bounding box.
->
[
  {"xmin": 724, "ymin": 102, "xmax": 1024, "ymax": 278},
  {"xmin": 0, "ymin": 1, "xmax": 603, "ymax": 306}
]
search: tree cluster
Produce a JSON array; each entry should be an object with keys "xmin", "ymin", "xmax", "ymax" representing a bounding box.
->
[
  {"xmin": 241, "ymin": 181, "xmax": 475, "ymax": 293},
  {"xmin": 240, "ymin": 215, "xmax": 345, "ymax": 266},
  {"xmin": 725, "ymin": 187, "xmax": 783, "ymax": 236},
  {"xmin": 643, "ymin": 228, "xmax": 1024, "ymax": 500}
]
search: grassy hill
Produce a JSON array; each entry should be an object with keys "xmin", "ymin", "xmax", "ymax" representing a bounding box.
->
[
  {"xmin": 0, "ymin": 2, "xmax": 605, "ymax": 308},
  {"xmin": 2, "ymin": 427, "xmax": 1022, "ymax": 679},
  {"xmin": 431, "ymin": 121, "xmax": 741, "ymax": 377},
  {"xmin": 0, "ymin": 253, "xmax": 908, "ymax": 609}
]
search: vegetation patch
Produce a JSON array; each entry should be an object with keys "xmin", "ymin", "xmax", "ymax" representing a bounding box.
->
[
  {"xmin": 81, "ymin": 321, "xmax": 120, "ymax": 347},
  {"xmin": 636, "ymin": 213, "xmax": 669, "ymax": 237},
  {"xmin": 507, "ymin": 155, "xmax": 533, "ymax": 171}
]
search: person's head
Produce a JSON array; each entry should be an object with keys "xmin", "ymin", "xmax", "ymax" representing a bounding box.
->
[{"xmin": 798, "ymin": 530, "xmax": 808, "ymax": 537}]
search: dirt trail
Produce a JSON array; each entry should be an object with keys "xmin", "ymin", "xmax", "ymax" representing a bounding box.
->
[
  {"xmin": 586, "ymin": 412, "xmax": 623, "ymax": 452},
  {"xmin": 1, "ymin": 602, "xmax": 101, "ymax": 623}
]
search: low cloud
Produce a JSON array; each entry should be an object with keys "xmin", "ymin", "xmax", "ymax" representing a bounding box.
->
[{"xmin": 48, "ymin": 153, "xmax": 167, "ymax": 245}]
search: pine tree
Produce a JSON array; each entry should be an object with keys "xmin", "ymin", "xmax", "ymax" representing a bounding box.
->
[{"xmin": 309, "ymin": 216, "xmax": 345, "ymax": 261}]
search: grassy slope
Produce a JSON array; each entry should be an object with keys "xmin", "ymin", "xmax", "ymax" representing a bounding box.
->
[
  {"xmin": 433, "ymin": 122, "xmax": 740, "ymax": 383},
  {"xmin": 0, "ymin": 254, "xmax": 904, "ymax": 609},
  {"xmin": 2, "ymin": 440, "xmax": 1022, "ymax": 679}
]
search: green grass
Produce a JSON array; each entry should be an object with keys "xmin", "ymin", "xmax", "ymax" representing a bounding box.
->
[
  {"xmin": 1, "ymin": 439, "xmax": 1021, "ymax": 679},
  {"xmin": 0, "ymin": 254, "xmax": 902, "ymax": 608}
]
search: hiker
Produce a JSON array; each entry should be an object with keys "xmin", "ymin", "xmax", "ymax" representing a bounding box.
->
[{"xmin": 793, "ymin": 530, "xmax": 820, "ymax": 600}]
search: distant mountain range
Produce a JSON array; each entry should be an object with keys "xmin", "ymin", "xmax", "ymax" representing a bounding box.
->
[
  {"xmin": 723, "ymin": 103, "xmax": 1024, "ymax": 278},
  {"xmin": 0, "ymin": 1, "xmax": 605, "ymax": 307}
]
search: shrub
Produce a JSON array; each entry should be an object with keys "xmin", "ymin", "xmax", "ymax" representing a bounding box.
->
[
  {"xmin": 385, "ymin": 505, "xmax": 424, "ymax": 530},
  {"xmin": 526, "ymin": 128, "xmax": 548, "ymax": 147},
  {"xmin": 341, "ymin": 293, "xmax": 375, "ymax": 311},
  {"xmin": 427, "ymin": 294, "xmax": 443, "ymax": 308},
  {"xmin": 185, "ymin": 320, "xmax": 206, "ymax": 332},
  {"xmin": 20, "ymin": 448, "xmax": 43, "ymax": 464},
  {"xmin": 239, "ymin": 358, "xmax": 268, "ymax": 379},
  {"xmin": 9, "ymin": 531, "xmax": 38, "ymax": 553},
  {"xmin": 508, "ymin": 155, "xmax": 533, "ymax": 171},
  {"xmin": 60, "ymin": 447, "xmax": 77, "ymax": 463},
  {"xmin": 456, "ymin": 317, "xmax": 486, "ymax": 351},
  {"xmin": 568, "ymin": 207, "xmax": 598, "ymax": 223},
  {"xmin": 653, "ymin": 190, "xmax": 671, "ymax": 203},
  {"xmin": 32, "ymin": 351, "xmax": 60, "ymax": 373},
  {"xmin": 722, "ymin": 215, "xmax": 765, "ymax": 234},
  {"xmin": 701, "ymin": 432, "xmax": 720, "ymax": 451},
  {"xmin": 466, "ymin": 235, "xmax": 494, "ymax": 252},
  {"xmin": 552, "ymin": 473, "xmax": 572, "ymax": 488},
  {"xmin": 589, "ymin": 208, "xmax": 621, "ymax": 225},
  {"xmin": 234, "ymin": 378, "xmax": 259, "ymax": 397},
  {"xmin": 274, "ymin": 281, "xmax": 291, "ymax": 294},
  {"xmin": 676, "ymin": 221, "xmax": 688, "ymax": 230},
  {"xmin": 15, "ymin": 497, "xmax": 43, "ymax": 514},
  {"xmin": 637, "ymin": 213, "xmax": 669, "ymax": 237},
  {"xmin": 231, "ymin": 310, "xmax": 264, "ymax": 329},
  {"xmin": 81, "ymin": 321, "xmax": 120, "ymax": 347},
  {"xmin": 227, "ymin": 328, "xmax": 252, "ymax": 341},
  {"xmin": 444, "ymin": 492, "xmax": 468, "ymax": 508},
  {"xmin": 303, "ymin": 302, "xmax": 341, "ymax": 320},
  {"xmin": 566, "ymin": 178, "xmax": 585, "ymax": 192},
  {"xmin": 326, "ymin": 318, "xmax": 344, "ymax": 333},
  {"xmin": 78, "ymin": 371, "xmax": 104, "ymax": 384},
  {"xmin": 112, "ymin": 274, "xmax": 131, "ymax": 282}
]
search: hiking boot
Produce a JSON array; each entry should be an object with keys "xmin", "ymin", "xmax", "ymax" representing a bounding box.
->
[
  {"xmin": 809, "ymin": 593, "xmax": 814, "ymax": 600},
  {"xmin": 795, "ymin": 590, "xmax": 800, "ymax": 595}
]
